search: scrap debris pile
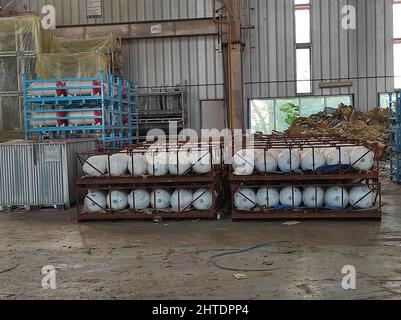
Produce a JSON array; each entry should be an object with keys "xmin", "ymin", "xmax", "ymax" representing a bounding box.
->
[{"xmin": 284, "ymin": 104, "xmax": 389, "ymax": 145}]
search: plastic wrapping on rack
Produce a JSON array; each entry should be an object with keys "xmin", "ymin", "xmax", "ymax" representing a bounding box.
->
[
  {"xmin": 35, "ymin": 52, "xmax": 109, "ymax": 79},
  {"xmin": 50, "ymin": 34, "xmax": 122, "ymax": 71},
  {"xmin": 0, "ymin": 15, "xmax": 51, "ymax": 133}
]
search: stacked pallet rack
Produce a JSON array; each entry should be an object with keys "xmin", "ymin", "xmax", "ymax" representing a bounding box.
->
[
  {"xmin": 388, "ymin": 91, "xmax": 401, "ymax": 183},
  {"xmin": 76, "ymin": 138, "xmax": 224, "ymax": 222},
  {"xmin": 22, "ymin": 71, "xmax": 139, "ymax": 148},
  {"xmin": 229, "ymin": 135, "xmax": 382, "ymax": 220},
  {"xmin": 136, "ymin": 83, "xmax": 188, "ymax": 140}
]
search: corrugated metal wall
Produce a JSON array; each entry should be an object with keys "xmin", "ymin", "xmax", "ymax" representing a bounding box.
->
[
  {"xmin": 122, "ymin": 36, "xmax": 224, "ymax": 131},
  {"xmin": 243, "ymin": 0, "xmax": 394, "ymax": 112},
  {"xmin": 28, "ymin": 0, "xmax": 213, "ymax": 25},
  {"xmin": 26, "ymin": 0, "xmax": 223, "ymax": 132},
  {"xmin": 9, "ymin": 0, "xmax": 395, "ymax": 126}
]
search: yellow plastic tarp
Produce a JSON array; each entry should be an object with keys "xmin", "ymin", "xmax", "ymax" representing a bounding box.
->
[
  {"xmin": 35, "ymin": 52, "xmax": 109, "ymax": 79},
  {"xmin": 0, "ymin": 15, "xmax": 51, "ymax": 54}
]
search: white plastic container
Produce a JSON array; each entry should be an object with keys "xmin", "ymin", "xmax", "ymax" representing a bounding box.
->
[
  {"xmin": 68, "ymin": 111, "xmax": 102, "ymax": 126},
  {"xmin": 192, "ymin": 189, "xmax": 214, "ymax": 211},
  {"xmin": 150, "ymin": 189, "xmax": 171, "ymax": 209},
  {"xmin": 325, "ymin": 148, "xmax": 350, "ymax": 166},
  {"xmin": 108, "ymin": 153, "xmax": 129, "ymax": 176},
  {"xmin": 325, "ymin": 187, "xmax": 349, "ymax": 209},
  {"xmin": 234, "ymin": 188, "xmax": 256, "ymax": 210},
  {"xmin": 278, "ymin": 150, "xmax": 300, "ymax": 172},
  {"xmin": 127, "ymin": 154, "xmax": 148, "ymax": 176},
  {"xmin": 30, "ymin": 112, "xmax": 67, "ymax": 127},
  {"xmin": 280, "ymin": 187, "xmax": 303, "ymax": 207},
  {"xmin": 255, "ymin": 151, "xmax": 278, "ymax": 173},
  {"xmin": 83, "ymin": 155, "xmax": 108, "ymax": 177},
  {"xmin": 168, "ymin": 151, "xmax": 192, "ymax": 175},
  {"xmin": 349, "ymin": 147, "xmax": 374, "ymax": 171},
  {"xmin": 66, "ymin": 80, "xmax": 102, "ymax": 96},
  {"xmin": 29, "ymin": 81, "xmax": 66, "ymax": 97},
  {"xmin": 302, "ymin": 187, "xmax": 325, "ymax": 208},
  {"xmin": 106, "ymin": 190, "xmax": 128, "ymax": 211},
  {"xmin": 349, "ymin": 185, "xmax": 376, "ymax": 209},
  {"xmin": 191, "ymin": 150, "xmax": 212, "ymax": 174},
  {"xmin": 84, "ymin": 190, "xmax": 106, "ymax": 213},
  {"xmin": 301, "ymin": 150, "xmax": 325, "ymax": 171},
  {"xmin": 128, "ymin": 189, "xmax": 151, "ymax": 210},
  {"xmin": 256, "ymin": 188, "xmax": 280, "ymax": 208},
  {"xmin": 232, "ymin": 149, "xmax": 255, "ymax": 175},
  {"xmin": 170, "ymin": 189, "xmax": 193, "ymax": 212},
  {"xmin": 147, "ymin": 152, "xmax": 169, "ymax": 176}
]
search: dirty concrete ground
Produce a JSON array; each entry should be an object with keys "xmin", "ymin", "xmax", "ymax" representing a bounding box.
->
[{"xmin": 0, "ymin": 181, "xmax": 401, "ymax": 300}]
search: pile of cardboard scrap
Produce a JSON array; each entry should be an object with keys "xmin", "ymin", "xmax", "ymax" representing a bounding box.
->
[{"xmin": 284, "ymin": 104, "xmax": 389, "ymax": 157}]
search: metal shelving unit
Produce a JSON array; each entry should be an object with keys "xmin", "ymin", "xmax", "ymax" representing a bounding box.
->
[
  {"xmin": 388, "ymin": 91, "xmax": 401, "ymax": 183},
  {"xmin": 135, "ymin": 83, "xmax": 188, "ymax": 140},
  {"xmin": 22, "ymin": 71, "xmax": 139, "ymax": 148}
]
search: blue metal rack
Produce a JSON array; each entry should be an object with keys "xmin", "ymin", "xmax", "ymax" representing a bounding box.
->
[
  {"xmin": 22, "ymin": 71, "xmax": 139, "ymax": 148},
  {"xmin": 388, "ymin": 91, "xmax": 401, "ymax": 183}
]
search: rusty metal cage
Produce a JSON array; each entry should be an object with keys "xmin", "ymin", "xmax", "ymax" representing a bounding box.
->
[
  {"xmin": 228, "ymin": 135, "xmax": 382, "ymax": 221},
  {"xmin": 76, "ymin": 138, "xmax": 225, "ymax": 222}
]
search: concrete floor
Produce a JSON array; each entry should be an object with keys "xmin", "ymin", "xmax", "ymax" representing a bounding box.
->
[{"xmin": 1, "ymin": 180, "xmax": 401, "ymax": 300}]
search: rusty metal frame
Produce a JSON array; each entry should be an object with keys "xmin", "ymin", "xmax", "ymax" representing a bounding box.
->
[{"xmin": 77, "ymin": 180, "xmax": 223, "ymax": 222}]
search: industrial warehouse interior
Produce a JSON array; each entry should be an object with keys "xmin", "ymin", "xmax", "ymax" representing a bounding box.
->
[{"xmin": 1, "ymin": 0, "xmax": 401, "ymax": 306}]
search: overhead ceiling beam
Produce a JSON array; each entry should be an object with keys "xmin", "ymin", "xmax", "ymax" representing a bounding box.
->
[{"xmin": 53, "ymin": 18, "xmax": 218, "ymax": 40}]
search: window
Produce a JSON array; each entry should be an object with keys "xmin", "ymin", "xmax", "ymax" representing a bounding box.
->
[
  {"xmin": 394, "ymin": 1, "xmax": 401, "ymax": 88},
  {"xmin": 249, "ymin": 95, "xmax": 353, "ymax": 134},
  {"xmin": 379, "ymin": 93, "xmax": 396, "ymax": 108},
  {"xmin": 295, "ymin": 0, "xmax": 311, "ymax": 94}
]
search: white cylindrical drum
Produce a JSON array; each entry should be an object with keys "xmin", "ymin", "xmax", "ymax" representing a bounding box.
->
[
  {"xmin": 83, "ymin": 155, "xmax": 108, "ymax": 177},
  {"xmin": 349, "ymin": 185, "xmax": 376, "ymax": 209},
  {"xmin": 68, "ymin": 111, "xmax": 102, "ymax": 126},
  {"xmin": 128, "ymin": 189, "xmax": 151, "ymax": 210},
  {"xmin": 168, "ymin": 151, "xmax": 192, "ymax": 175},
  {"xmin": 84, "ymin": 190, "xmax": 106, "ymax": 213},
  {"xmin": 278, "ymin": 150, "xmax": 300, "ymax": 172},
  {"xmin": 302, "ymin": 187, "xmax": 325, "ymax": 208},
  {"xmin": 191, "ymin": 150, "xmax": 212, "ymax": 174},
  {"xmin": 349, "ymin": 147, "xmax": 374, "ymax": 171},
  {"xmin": 108, "ymin": 153, "xmax": 129, "ymax": 176},
  {"xmin": 106, "ymin": 191, "xmax": 128, "ymax": 211},
  {"xmin": 234, "ymin": 188, "xmax": 256, "ymax": 210},
  {"xmin": 301, "ymin": 150, "xmax": 325, "ymax": 171},
  {"xmin": 128, "ymin": 154, "xmax": 148, "ymax": 176},
  {"xmin": 280, "ymin": 187, "xmax": 303, "ymax": 207},
  {"xmin": 256, "ymin": 188, "xmax": 280, "ymax": 208},
  {"xmin": 232, "ymin": 150, "xmax": 255, "ymax": 176},
  {"xmin": 30, "ymin": 112, "xmax": 67, "ymax": 127},
  {"xmin": 150, "ymin": 189, "xmax": 171, "ymax": 209},
  {"xmin": 325, "ymin": 148, "xmax": 351, "ymax": 166},
  {"xmin": 66, "ymin": 80, "xmax": 103, "ymax": 96},
  {"xmin": 255, "ymin": 151, "xmax": 278, "ymax": 173},
  {"xmin": 147, "ymin": 152, "xmax": 169, "ymax": 176},
  {"xmin": 192, "ymin": 189, "xmax": 214, "ymax": 211},
  {"xmin": 29, "ymin": 81, "xmax": 65, "ymax": 97},
  {"xmin": 325, "ymin": 187, "xmax": 349, "ymax": 209},
  {"xmin": 170, "ymin": 189, "xmax": 193, "ymax": 212}
]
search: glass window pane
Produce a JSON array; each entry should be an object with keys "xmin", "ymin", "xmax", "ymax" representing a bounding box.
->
[
  {"xmin": 296, "ymin": 48, "xmax": 311, "ymax": 93},
  {"xmin": 250, "ymin": 99, "xmax": 275, "ymax": 134},
  {"xmin": 326, "ymin": 96, "xmax": 352, "ymax": 109},
  {"xmin": 295, "ymin": 9, "xmax": 310, "ymax": 43},
  {"xmin": 295, "ymin": 0, "xmax": 310, "ymax": 5},
  {"xmin": 395, "ymin": 43, "xmax": 401, "ymax": 89},
  {"xmin": 300, "ymin": 98, "xmax": 325, "ymax": 117},
  {"xmin": 276, "ymin": 99, "xmax": 299, "ymax": 133},
  {"xmin": 394, "ymin": 4, "xmax": 401, "ymax": 38}
]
